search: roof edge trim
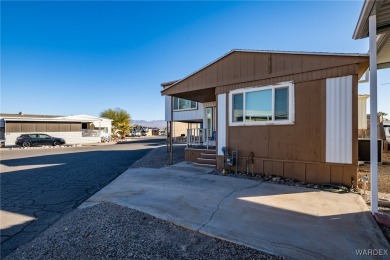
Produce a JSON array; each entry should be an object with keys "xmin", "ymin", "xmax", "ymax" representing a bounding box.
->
[
  {"xmin": 161, "ymin": 49, "xmax": 369, "ymax": 94},
  {"xmin": 353, "ymin": 0, "xmax": 375, "ymax": 39}
]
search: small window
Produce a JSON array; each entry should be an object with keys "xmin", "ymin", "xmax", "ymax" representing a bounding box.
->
[
  {"xmin": 232, "ymin": 94, "xmax": 243, "ymax": 122},
  {"xmin": 173, "ymin": 99, "xmax": 178, "ymax": 110},
  {"xmin": 229, "ymin": 82, "xmax": 294, "ymax": 126},
  {"xmin": 173, "ymin": 97, "xmax": 197, "ymax": 111},
  {"xmin": 275, "ymin": 87, "xmax": 289, "ymax": 120}
]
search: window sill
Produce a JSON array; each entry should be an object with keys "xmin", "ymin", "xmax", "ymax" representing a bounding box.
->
[
  {"xmin": 230, "ymin": 120, "xmax": 295, "ymax": 127},
  {"xmin": 173, "ymin": 108, "xmax": 198, "ymax": 112}
]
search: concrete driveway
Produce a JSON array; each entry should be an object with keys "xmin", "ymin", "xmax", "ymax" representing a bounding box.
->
[{"xmin": 81, "ymin": 162, "xmax": 389, "ymax": 259}]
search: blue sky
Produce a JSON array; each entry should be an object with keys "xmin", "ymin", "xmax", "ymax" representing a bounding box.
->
[{"xmin": 1, "ymin": 0, "xmax": 389, "ymax": 120}]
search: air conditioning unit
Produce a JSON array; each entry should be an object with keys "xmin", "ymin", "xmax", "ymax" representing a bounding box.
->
[{"xmin": 358, "ymin": 139, "xmax": 383, "ymax": 163}]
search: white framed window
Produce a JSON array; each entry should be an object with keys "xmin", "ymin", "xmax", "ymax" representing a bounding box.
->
[
  {"xmin": 173, "ymin": 97, "xmax": 198, "ymax": 111},
  {"xmin": 229, "ymin": 82, "xmax": 295, "ymax": 126}
]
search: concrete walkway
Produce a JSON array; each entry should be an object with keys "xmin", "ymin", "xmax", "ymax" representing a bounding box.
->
[{"xmin": 80, "ymin": 162, "xmax": 389, "ymax": 259}]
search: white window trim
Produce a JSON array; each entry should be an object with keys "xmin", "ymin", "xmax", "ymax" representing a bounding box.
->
[
  {"xmin": 172, "ymin": 97, "xmax": 198, "ymax": 112},
  {"xmin": 229, "ymin": 81, "xmax": 295, "ymax": 126}
]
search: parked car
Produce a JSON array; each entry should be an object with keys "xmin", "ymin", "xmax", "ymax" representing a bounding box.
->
[{"xmin": 15, "ymin": 134, "xmax": 66, "ymax": 147}]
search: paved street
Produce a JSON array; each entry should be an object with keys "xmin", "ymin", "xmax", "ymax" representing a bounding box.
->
[{"xmin": 0, "ymin": 137, "xmax": 164, "ymax": 258}]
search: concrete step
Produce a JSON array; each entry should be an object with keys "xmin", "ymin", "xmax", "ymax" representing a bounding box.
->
[
  {"xmin": 197, "ymin": 158, "xmax": 216, "ymax": 163},
  {"xmin": 200, "ymin": 153, "xmax": 216, "ymax": 158},
  {"xmin": 193, "ymin": 163, "xmax": 216, "ymax": 168},
  {"xmin": 203, "ymin": 149, "xmax": 216, "ymax": 154}
]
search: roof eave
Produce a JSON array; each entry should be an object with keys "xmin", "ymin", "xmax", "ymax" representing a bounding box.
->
[
  {"xmin": 161, "ymin": 50, "xmax": 368, "ymax": 96},
  {"xmin": 353, "ymin": 0, "xmax": 375, "ymax": 39}
]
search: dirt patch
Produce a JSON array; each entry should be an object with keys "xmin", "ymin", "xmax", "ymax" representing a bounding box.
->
[
  {"xmin": 358, "ymin": 151, "xmax": 390, "ymax": 210},
  {"xmin": 359, "ymin": 151, "xmax": 390, "ymax": 194}
]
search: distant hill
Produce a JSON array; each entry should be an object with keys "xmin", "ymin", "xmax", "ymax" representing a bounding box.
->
[{"xmin": 132, "ymin": 120, "xmax": 166, "ymax": 128}]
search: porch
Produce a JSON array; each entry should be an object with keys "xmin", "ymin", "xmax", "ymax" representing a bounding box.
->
[{"xmin": 182, "ymin": 128, "xmax": 217, "ymax": 168}]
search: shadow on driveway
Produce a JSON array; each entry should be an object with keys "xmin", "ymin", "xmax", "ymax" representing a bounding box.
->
[{"xmin": 0, "ymin": 142, "xmax": 157, "ymax": 258}]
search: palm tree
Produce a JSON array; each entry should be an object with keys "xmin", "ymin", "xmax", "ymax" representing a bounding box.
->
[
  {"xmin": 379, "ymin": 111, "xmax": 388, "ymax": 120},
  {"xmin": 100, "ymin": 108, "xmax": 131, "ymax": 139}
]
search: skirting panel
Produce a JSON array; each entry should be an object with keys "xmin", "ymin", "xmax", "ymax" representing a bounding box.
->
[{"xmin": 216, "ymin": 156, "xmax": 357, "ymax": 187}]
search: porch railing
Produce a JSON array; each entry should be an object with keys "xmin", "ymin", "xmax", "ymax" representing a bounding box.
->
[
  {"xmin": 186, "ymin": 128, "xmax": 216, "ymax": 149},
  {"xmin": 82, "ymin": 129, "xmax": 101, "ymax": 137}
]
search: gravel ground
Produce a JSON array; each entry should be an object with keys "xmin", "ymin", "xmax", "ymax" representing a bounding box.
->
[
  {"xmin": 5, "ymin": 203, "xmax": 282, "ymax": 260},
  {"xmin": 5, "ymin": 144, "xmax": 282, "ymax": 259},
  {"xmin": 359, "ymin": 151, "xmax": 390, "ymax": 194},
  {"xmin": 130, "ymin": 144, "xmax": 186, "ymax": 168},
  {"xmin": 358, "ymin": 152, "xmax": 390, "ymax": 244},
  {"xmin": 358, "ymin": 152, "xmax": 390, "ymax": 214}
]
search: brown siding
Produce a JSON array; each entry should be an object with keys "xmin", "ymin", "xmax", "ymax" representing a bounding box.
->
[
  {"xmin": 6, "ymin": 122, "xmax": 22, "ymax": 132},
  {"xmin": 284, "ymin": 162, "xmax": 294, "ymax": 179},
  {"xmin": 59, "ymin": 123, "xmax": 71, "ymax": 132},
  {"xmin": 229, "ymin": 126, "xmax": 269, "ymax": 158},
  {"xmin": 264, "ymin": 161, "xmax": 273, "ymax": 175},
  {"xmin": 330, "ymin": 165, "xmax": 344, "ymax": 184},
  {"xmin": 21, "ymin": 123, "xmax": 36, "ymax": 132},
  {"xmin": 273, "ymin": 161, "xmax": 284, "ymax": 177},
  {"xmin": 36, "ymin": 122, "xmax": 47, "ymax": 132},
  {"xmin": 6, "ymin": 122, "xmax": 81, "ymax": 133},
  {"xmin": 71, "ymin": 123, "xmax": 81, "ymax": 131},
  {"xmin": 305, "ymin": 164, "xmax": 317, "ymax": 183},
  {"xmin": 47, "ymin": 123, "xmax": 59, "ymax": 132},
  {"xmin": 215, "ymin": 64, "xmax": 358, "ymax": 95},
  {"xmin": 6, "ymin": 121, "xmax": 82, "ymax": 133},
  {"xmin": 292, "ymin": 80, "xmax": 323, "ymax": 162}
]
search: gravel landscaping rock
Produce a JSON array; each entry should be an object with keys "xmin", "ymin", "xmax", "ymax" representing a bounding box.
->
[
  {"xmin": 131, "ymin": 144, "xmax": 185, "ymax": 168},
  {"xmin": 5, "ymin": 202, "xmax": 282, "ymax": 260}
]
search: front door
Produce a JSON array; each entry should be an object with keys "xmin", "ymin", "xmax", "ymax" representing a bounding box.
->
[{"xmin": 206, "ymin": 107, "xmax": 216, "ymax": 140}]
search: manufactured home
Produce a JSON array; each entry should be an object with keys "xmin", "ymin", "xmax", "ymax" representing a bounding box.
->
[
  {"xmin": 384, "ymin": 121, "xmax": 390, "ymax": 143},
  {"xmin": 0, "ymin": 113, "xmax": 112, "ymax": 146},
  {"xmin": 162, "ymin": 50, "xmax": 369, "ymax": 187}
]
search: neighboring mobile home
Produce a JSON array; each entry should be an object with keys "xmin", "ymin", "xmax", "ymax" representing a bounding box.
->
[
  {"xmin": 0, "ymin": 113, "xmax": 112, "ymax": 146},
  {"xmin": 162, "ymin": 50, "xmax": 369, "ymax": 187}
]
